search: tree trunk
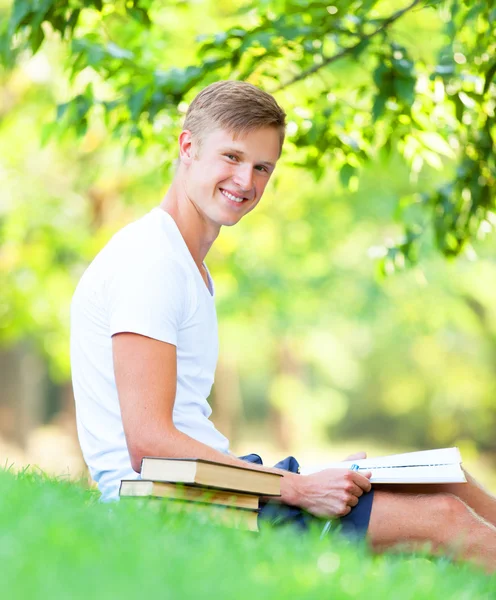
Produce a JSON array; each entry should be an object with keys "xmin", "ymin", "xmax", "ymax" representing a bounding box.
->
[
  {"xmin": 0, "ymin": 343, "xmax": 45, "ymax": 448},
  {"xmin": 211, "ymin": 356, "xmax": 243, "ymax": 443}
]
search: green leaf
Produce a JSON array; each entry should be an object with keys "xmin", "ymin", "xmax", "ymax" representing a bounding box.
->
[
  {"xmin": 227, "ymin": 28, "xmax": 246, "ymax": 38},
  {"xmin": 339, "ymin": 163, "xmax": 356, "ymax": 189},
  {"xmin": 417, "ymin": 132, "xmax": 455, "ymax": 158},
  {"xmin": 106, "ymin": 42, "xmax": 134, "ymax": 61},
  {"xmin": 394, "ymin": 77, "xmax": 415, "ymax": 106},
  {"xmin": 29, "ymin": 0, "xmax": 52, "ymax": 32},
  {"xmin": 8, "ymin": 0, "xmax": 32, "ymax": 34},
  {"xmin": 29, "ymin": 26, "xmax": 45, "ymax": 53},
  {"xmin": 421, "ymin": 149, "xmax": 443, "ymax": 170},
  {"xmin": 461, "ymin": 3, "xmax": 484, "ymax": 26},
  {"xmin": 72, "ymin": 38, "xmax": 105, "ymax": 66},
  {"xmin": 126, "ymin": 7, "xmax": 151, "ymax": 26},
  {"xmin": 372, "ymin": 94, "xmax": 387, "ymax": 122},
  {"xmin": 40, "ymin": 122, "xmax": 53, "ymax": 146},
  {"xmin": 56, "ymin": 102, "xmax": 69, "ymax": 121},
  {"xmin": 253, "ymin": 32, "xmax": 273, "ymax": 50},
  {"xmin": 214, "ymin": 32, "xmax": 228, "ymax": 45},
  {"xmin": 483, "ymin": 61, "xmax": 496, "ymax": 95},
  {"xmin": 373, "ymin": 63, "xmax": 388, "ymax": 88},
  {"xmin": 393, "ymin": 57, "xmax": 414, "ymax": 78},
  {"xmin": 128, "ymin": 87, "xmax": 148, "ymax": 121},
  {"xmin": 66, "ymin": 9, "xmax": 81, "ymax": 35},
  {"xmin": 453, "ymin": 94, "xmax": 464, "ymax": 121}
]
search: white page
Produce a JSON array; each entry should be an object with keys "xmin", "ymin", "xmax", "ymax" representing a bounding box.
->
[
  {"xmin": 300, "ymin": 447, "xmax": 461, "ymax": 476},
  {"xmin": 367, "ymin": 463, "xmax": 466, "ymax": 484}
]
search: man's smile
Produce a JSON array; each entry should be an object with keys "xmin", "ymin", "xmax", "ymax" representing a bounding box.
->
[{"xmin": 220, "ymin": 188, "xmax": 250, "ymax": 204}]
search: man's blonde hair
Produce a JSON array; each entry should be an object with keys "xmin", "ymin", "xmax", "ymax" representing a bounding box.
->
[{"xmin": 184, "ymin": 81, "xmax": 286, "ymax": 152}]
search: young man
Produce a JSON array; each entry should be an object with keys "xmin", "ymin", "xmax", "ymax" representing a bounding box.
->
[{"xmin": 71, "ymin": 81, "xmax": 496, "ymax": 571}]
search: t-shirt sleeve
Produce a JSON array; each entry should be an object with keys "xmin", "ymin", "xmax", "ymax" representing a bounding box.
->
[{"xmin": 106, "ymin": 253, "xmax": 188, "ymax": 346}]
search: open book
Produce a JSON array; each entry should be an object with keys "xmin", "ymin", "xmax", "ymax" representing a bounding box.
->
[{"xmin": 299, "ymin": 447, "xmax": 467, "ymax": 484}]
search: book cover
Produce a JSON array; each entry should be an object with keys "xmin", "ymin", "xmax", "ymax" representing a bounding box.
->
[
  {"xmin": 140, "ymin": 457, "xmax": 282, "ymax": 496},
  {"xmin": 119, "ymin": 479, "xmax": 260, "ymax": 510}
]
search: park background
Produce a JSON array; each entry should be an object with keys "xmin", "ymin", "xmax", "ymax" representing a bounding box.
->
[{"xmin": 1, "ymin": 0, "xmax": 495, "ymax": 490}]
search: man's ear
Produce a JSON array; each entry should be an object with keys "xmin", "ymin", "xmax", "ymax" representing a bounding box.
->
[{"xmin": 178, "ymin": 130, "xmax": 195, "ymax": 165}]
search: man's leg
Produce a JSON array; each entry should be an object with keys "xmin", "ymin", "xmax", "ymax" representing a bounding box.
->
[
  {"xmin": 378, "ymin": 469, "xmax": 496, "ymax": 527},
  {"xmin": 368, "ymin": 490, "xmax": 496, "ymax": 572}
]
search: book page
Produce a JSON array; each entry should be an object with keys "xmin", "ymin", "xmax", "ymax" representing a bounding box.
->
[
  {"xmin": 300, "ymin": 447, "xmax": 461, "ymax": 476},
  {"xmin": 367, "ymin": 463, "xmax": 466, "ymax": 483}
]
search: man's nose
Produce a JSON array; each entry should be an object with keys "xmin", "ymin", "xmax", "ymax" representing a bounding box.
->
[{"xmin": 233, "ymin": 165, "xmax": 254, "ymax": 191}]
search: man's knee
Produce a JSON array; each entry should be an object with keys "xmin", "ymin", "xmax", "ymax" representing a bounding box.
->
[
  {"xmin": 428, "ymin": 493, "xmax": 471, "ymax": 545},
  {"xmin": 368, "ymin": 490, "xmax": 471, "ymax": 549},
  {"xmin": 435, "ymin": 493, "xmax": 468, "ymax": 521}
]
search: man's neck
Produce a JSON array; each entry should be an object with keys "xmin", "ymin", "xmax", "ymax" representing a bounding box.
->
[{"xmin": 159, "ymin": 181, "xmax": 219, "ymax": 267}]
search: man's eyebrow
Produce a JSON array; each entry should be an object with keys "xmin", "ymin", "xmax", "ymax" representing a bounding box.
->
[{"xmin": 220, "ymin": 147, "xmax": 276, "ymax": 168}]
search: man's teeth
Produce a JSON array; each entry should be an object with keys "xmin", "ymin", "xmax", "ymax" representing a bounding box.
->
[{"xmin": 221, "ymin": 189, "xmax": 244, "ymax": 203}]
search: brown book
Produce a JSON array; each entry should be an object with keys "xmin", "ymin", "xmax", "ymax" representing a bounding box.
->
[
  {"xmin": 119, "ymin": 479, "xmax": 260, "ymax": 510},
  {"xmin": 140, "ymin": 457, "xmax": 282, "ymax": 496},
  {"xmin": 134, "ymin": 497, "xmax": 259, "ymax": 532}
]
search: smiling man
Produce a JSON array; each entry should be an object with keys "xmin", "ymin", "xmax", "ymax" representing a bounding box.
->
[{"xmin": 71, "ymin": 81, "xmax": 496, "ymax": 571}]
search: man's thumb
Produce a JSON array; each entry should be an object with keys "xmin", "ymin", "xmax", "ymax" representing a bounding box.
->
[{"xmin": 344, "ymin": 451, "xmax": 367, "ymax": 461}]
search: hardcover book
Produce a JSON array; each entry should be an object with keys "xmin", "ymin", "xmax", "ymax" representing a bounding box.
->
[
  {"xmin": 119, "ymin": 479, "xmax": 260, "ymax": 510},
  {"xmin": 140, "ymin": 457, "xmax": 282, "ymax": 496}
]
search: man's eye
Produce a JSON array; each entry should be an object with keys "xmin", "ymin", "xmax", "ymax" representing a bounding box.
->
[
  {"xmin": 226, "ymin": 154, "xmax": 237, "ymax": 161},
  {"xmin": 255, "ymin": 165, "xmax": 268, "ymax": 173}
]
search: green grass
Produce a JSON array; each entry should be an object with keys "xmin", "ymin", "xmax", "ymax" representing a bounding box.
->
[{"xmin": 1, "ymin": 469, "xmax": 495, "ymax": 600}]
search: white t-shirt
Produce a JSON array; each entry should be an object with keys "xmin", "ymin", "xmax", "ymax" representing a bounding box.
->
[{"xmin": 70, "ymin": 207, "xmax": 230, "ymax": 501}]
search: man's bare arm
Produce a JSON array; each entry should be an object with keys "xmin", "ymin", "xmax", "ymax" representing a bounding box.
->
[
  {"xmin": 112, "ymin": 332, "xmax": 371, "ymax": 517},
  {"xmin": 112, "ymin": 332, "xmax": 289, "ymax": 474}
]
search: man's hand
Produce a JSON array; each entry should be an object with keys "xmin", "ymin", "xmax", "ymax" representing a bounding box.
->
[
  {"xmin": 282, "ymin": 468, "xmax": 372, "ymax": 519},
  {"xmin": 344, "ymin": 451, "xmax": 367, "ymax": 461}
]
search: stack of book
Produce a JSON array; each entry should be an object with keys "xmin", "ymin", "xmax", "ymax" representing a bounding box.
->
[{"xmin": 119, "ymin": 457, "xmax": 282, "ymax": 532}]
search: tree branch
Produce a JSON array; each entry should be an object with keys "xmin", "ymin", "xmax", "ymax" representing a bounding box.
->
[{"xmin": 271, "ymin": 0, "xmax": 423, "ymax": 92}]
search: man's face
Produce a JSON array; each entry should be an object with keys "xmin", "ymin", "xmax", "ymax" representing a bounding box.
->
[{"xmin": 179, "ymin": 126, "xmax": 281, "ymax": 228}]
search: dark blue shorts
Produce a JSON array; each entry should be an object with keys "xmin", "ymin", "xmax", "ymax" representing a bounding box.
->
[{"xmin": 240, "ymin": 454, "xmax": 374, "ymax": 540}]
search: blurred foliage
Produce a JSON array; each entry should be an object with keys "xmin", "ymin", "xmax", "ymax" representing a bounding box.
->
[
  {"xmin": 1, "ymin": 0, "xmax": 496, "ymax": 455},
  {"xmin": 1, "ymin": 0, "xmax": 495, "ymax": 261}
]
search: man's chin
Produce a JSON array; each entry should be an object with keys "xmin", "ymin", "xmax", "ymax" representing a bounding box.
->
[
  {"xmin": 214, "ymin": 209, "xmax": 246, "ymax": 227},
  {"xmin": 218, "ymin": 216, "xmax": 242, "ymax": 227}
]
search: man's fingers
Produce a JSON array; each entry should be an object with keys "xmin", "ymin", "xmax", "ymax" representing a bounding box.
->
[
  {"xmin": 347, "ymin": 484, "xmax": 364, "ymax": 499},
  {"xmin": 350, "ymin": 471, "xmax": 372, "ymax": 492},
  {"xmin": 349, "ymin": 495, "xmax": 359, "ymax": 507}
]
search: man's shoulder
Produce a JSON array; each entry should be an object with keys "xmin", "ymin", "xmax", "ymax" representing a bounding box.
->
[
  {"xmin": 96, "ymin": 209, "xmax": 183, "ymax": 268},
  {"xmin": 73, "ymin": 210, "xmax": 190, "ymax": 304},
  {"xmin": 109, "ymin": 208, "xmax": 169, "ymax": 249}
]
